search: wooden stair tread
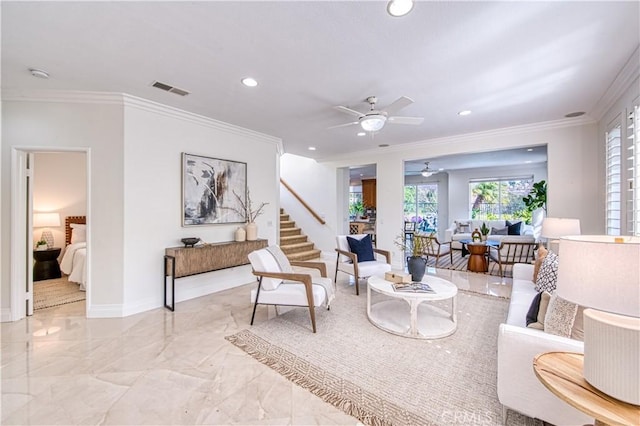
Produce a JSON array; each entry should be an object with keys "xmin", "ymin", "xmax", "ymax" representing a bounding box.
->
[{"xmin": 279, "ymin": 208, "xmax": 320, "ymax": 261}]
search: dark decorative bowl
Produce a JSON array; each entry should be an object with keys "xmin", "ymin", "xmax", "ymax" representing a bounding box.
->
[{"xmin": 181, "ymin": 237, "xmax": 200, "ymax": 248}]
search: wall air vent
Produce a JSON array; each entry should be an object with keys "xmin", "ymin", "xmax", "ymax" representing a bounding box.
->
[{"xmin": 151, "ymin": 80, "xmax": 190, "ymax": 97}]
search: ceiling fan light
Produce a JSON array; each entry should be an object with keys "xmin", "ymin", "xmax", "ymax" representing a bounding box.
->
[
  {"xmin": 387, "ymin": 0, "xmax": 414, "ymax": 17},
  {"xmin": 360, "ymin": 114, "xmax": 386, "ymax": 132},
  {"xmin": 421, "ymin": 170, "xmax": 433, "ymax": 177}
]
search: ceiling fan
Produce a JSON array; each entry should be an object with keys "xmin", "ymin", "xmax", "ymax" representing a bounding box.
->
[
  {"xmin": 330, "ymin": 96, "xmax": 424, "ymax": 132},
  {"xmin": 406, "ymin": 162, "xmax": 441, "ymax": 177}
]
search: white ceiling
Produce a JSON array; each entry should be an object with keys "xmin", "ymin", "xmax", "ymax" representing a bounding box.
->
[{"xmin": 2, "ymin": 2, "xmax": 639, "ymax": 160}]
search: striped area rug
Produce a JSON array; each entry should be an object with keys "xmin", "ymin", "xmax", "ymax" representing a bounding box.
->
[
  {"xmin": 34, "ymin": 276, "xmax": 85, "ymax": 310},
  {"xmin": 424, "ymin": 249, "xmax": 513, "ymax": 277}
]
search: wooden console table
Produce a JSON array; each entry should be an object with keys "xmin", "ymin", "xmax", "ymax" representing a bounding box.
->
[{"xmin": 164, "ymin": 239, "xmax": 267, "ymax": 311}]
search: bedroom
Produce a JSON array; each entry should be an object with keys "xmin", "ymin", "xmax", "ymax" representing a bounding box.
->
[{"xmin": 31, "ymin": 151, "xmax": 88, "ymax": 313}]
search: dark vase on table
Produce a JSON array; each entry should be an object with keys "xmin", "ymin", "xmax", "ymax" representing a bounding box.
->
[{"xmin": 407, "ymin": 256, "xmax": 427, "ymax": 282}]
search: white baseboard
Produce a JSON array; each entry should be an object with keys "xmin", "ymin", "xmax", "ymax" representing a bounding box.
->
[
  {"xmin": 87, "ymin": 304, "xmax": 124, "ymax": 318},
  {"xmin": 1, "ymin": 308, "xmax": 14, "ymax": 322},
  {"xmin": 88, "ymin": 266, "xmax": 256, "ymax": 318}
]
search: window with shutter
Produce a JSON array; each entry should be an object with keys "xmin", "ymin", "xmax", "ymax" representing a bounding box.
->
[{"xmin": 606, "ymin": 123, "xmax": 622, "ymax": 235}]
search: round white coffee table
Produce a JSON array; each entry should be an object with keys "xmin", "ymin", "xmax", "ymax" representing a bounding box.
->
[{"xmin": 367, "ymin": 275, "xmax": 458, "ymax": 339}]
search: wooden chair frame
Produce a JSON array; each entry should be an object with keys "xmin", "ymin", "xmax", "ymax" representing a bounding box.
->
[
  {"xmin": 250, "ymin": 261, "xmax": 328, "ymax": 333},
  {"xmin": 334, "ymin": 248, "xmax": 391, "ymax": 295},
  {"xmin": 415, "ymin": 235, "xmax": 453, "ymax": 267},
  {"xmin": 488, "ymin": 242, "xmax": 537, "ymax": 277}
]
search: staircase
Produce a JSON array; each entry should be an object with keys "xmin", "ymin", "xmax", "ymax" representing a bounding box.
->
[{"xmin": 279, "ymin": 209, "xmax": 321, "ymax": 261}]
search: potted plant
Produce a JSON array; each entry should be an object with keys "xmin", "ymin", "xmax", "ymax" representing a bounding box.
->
[
  {"xmin": 35, "ymin": 239, "xmax": 48, "ymax": 250},
  {"xmin": 480, "ymin": 222, "xmax": 490, "ymax": 241},
  {"xmin": 394, "ymin": 232, "xmax": 427, "ymax": 282},
  {"xmin": 522, "ymin": 180, "xmax": 547, "ymax": 224}
]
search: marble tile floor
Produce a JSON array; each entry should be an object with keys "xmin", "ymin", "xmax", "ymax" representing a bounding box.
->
[{"xmin": 1, "ymin": 261, "xmax": 512, "ymax": 425}]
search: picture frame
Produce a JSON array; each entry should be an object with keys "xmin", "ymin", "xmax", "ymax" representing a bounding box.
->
[{"xmin": 182, "ymin": 153, "xmax": 247, "ymax": 226}]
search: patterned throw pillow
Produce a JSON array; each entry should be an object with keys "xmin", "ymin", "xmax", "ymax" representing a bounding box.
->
[
  {"xmin": 535, "ymin": 250, "xmax": 558, "ymax": 292},
  {"xmin": 544, "ymin": 293, "xmax": 578, "ymax": 338},
  {"xmin": 533, "ymin": 245, "xmax": 548, "ymax": 282},
  {"xmin": 455, "ymin": 221, "xmax": 471, "ymax": 234}
]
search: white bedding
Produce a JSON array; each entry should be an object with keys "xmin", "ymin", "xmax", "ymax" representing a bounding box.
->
[{"xmin": 60, "ymin": 242, "xmax": 87, "ymax": 291}]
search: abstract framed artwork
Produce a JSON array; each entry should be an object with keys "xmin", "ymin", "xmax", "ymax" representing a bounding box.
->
[{"xmin": 182, "ymin": 153, "xmax": 247, "ymax": 226}]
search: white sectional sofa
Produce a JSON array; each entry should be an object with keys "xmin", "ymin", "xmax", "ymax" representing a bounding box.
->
[
  {"xmin": 444, "ymin": 220, "xmax": 534, "ymax": 250},
  {"xmin": 497, "ymin": 263, "xmax": 591, "ymax": 425}
]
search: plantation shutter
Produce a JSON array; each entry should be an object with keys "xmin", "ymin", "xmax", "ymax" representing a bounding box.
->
[
  {"xmin": 606, "ymin": 123, "xmax": 622, "ymax": 235},
  {"xmin": 629, "ymin": 106, "xmax": 640, "ymax": 236}
]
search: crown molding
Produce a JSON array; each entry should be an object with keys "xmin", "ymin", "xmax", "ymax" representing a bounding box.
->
[
  {"xmin": 317, "ymin": 115, "xmax": 596, "ymax": 163},
  {"xmin": 2, "ymin": 89, "xmax": 283, "ymax": 149},
  {"xmin": 590, "ymin": 46, "xmax": 640, "ymax": 121}
]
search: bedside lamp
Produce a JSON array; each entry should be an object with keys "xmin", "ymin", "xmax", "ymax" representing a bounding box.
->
[
  {"xmin": 33, "ymin": 212, "xmax": 61, "ymax": 249},
  {"xmin": 540, "ymin": 217, "xmax": 581, "ymax": 253},
  {"xmin": 556, "ymin": 235, "xmax": 640, "ymax": 405}
]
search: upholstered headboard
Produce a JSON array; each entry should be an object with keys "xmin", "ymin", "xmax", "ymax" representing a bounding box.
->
[{"xmin": 65, "ymin": 216, "xmax": 86, "ymax": 245}]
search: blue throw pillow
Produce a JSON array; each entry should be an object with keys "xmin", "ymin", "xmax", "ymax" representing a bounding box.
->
[
  {"xmin": 346, "ymin": 234, "xmax": 375, "ymax": 262},
  {"xmin": 506, "ymin": 220, "xmax": 522, "ymax": 235}
]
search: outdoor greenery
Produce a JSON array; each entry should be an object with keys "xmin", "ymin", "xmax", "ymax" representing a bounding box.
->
[
  {"xmin": 469, "ymin": 178, "xmax": 533, "ymax": 222},
  {"xmin": 404, "ymin": 184, "xmax": 438, "ymax": 232},
  {"xmin": 349, "ymin": 199, "xmax": 365, "ymax": 217}
]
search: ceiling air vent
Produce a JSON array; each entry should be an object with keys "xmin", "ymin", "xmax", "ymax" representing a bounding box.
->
[{"xmin": 151, "ymin": 80, "xmax": 190, "ymax": 97}]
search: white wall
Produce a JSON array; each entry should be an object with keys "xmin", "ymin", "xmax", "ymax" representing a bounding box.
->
[
  {"xmin": 33, "ymin": 152, "xmax": 87, "ymax": 249},
  {"xmin": 280, "ymin": 154, "xmax": 338, "ymax": 257},
  {"xmin": 2, "ymin": 95, "xmax": 124, "ymax": 317},
  {"xmin": 2, "ymin": 91, "xmax": 281, "ymax": 320},
  {"xmin": 281, "ymin": 119, "xmax": 599, "ymax": 269},
  {"xmin": 121, "ymin": 98, "xmax": 280, "ymax": 315}
]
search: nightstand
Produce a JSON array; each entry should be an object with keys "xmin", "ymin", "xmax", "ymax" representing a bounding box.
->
[{"xmin": 33, "ymin": 247, "xmax": 62, "ymax": 281}]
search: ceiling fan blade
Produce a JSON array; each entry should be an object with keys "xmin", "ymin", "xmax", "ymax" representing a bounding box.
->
[
  {"xmin": 328, "ymin": 121, "xmax": 359, "ymax": 130},
  {"xmin": 382, "ymin": 96, "xmax": 414, "ymax": 115},
  {"xmin": 334, "ymin": 105, "xmax": 364, "ymax": 118},
  {"xmin": 387, "ymin": 116, "xmax": 424, "ymax": 125}
]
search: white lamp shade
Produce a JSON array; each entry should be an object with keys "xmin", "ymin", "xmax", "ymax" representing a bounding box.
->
[
  {"xmin": 33, "ymin": 212, "xmax": 61, "ymax": 228},
  {"xmin": 540, "ymin": 217, "xmax": 581, "ymax": 239},
  {"xmin": 556, "ymin": 235, "xmax": 640, "ymax": 317}
]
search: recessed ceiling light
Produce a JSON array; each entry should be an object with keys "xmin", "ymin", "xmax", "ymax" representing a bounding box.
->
[
  {"xmin": 565, "ymin": 111, "xmax": 585, "ymax": 118},
  {"xmin": 527, "ymin": 148, "xmax": 533, "ymax": 152},
  {"xmin": 379, "ymin": 144, "xmax": 390, "ymax": 147},
  {"xmin": 357, "ymin": 132, "xmax": 366, "ymax": 137},
  {"xmin": 308, "ymin": 146, "xmax": 316, "ymax": 151},
  {"xmin": 241, "ymin": 77, "xmax": 258, "ymax": 87},
  {"xmin": 360, "ymin": 174, "xmax": 364, "ymax": 177},
  {"xmin": 525, "ymin": 160, "xmax": 532, "ymax": 164},
  {"xmin": 387, "ymin": 0, "xmax": 414, "ymax": 17},
  {"xmin": 458, "ymin": 110, "xmax": 472, "ymax": 116},
  {"xmin": 29, "ymin": 68, "xmax": 49, "ymax": 79}
]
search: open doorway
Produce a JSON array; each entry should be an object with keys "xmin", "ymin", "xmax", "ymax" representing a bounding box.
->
[
  {"xmin": 10, "ymin": 148, "xmax": 90, "ymax": 320},
  {"xmin": 348, "ymin": 164, "xmax": 377, "ymax": 243}
]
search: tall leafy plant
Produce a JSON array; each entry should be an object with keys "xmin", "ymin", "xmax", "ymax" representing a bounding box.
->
[{"xmin": 522, "ymin": 180, "xmax": 547, "ymax": 224}]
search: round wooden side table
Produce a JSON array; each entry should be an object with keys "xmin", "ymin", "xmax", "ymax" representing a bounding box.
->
[
  {"xmin": 533, "ymin": 351, "xmax": 640, "ymax": 426},
  {"xmin": 33, "ymin": 247, "xmax": 62, "ymax": 281},
  {"xmin": 466, "ymin": 243, "xmax": 488, "ymax": 273}
]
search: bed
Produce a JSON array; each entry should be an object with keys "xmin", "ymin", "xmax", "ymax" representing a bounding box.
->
[{"xmin": 60, "ymin": 216, "xmax": 87, "ymax": 290}]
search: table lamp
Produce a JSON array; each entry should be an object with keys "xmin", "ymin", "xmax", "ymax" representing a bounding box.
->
[
  {"xmin": 540, "ymin": 217, "xmax": 581, "ymax": 253},
  {"xmin": 33, "ymin": 212, "xmax": 60, "ymax": 249},
  {"xmin": 556, "ymin": 235, "xmax": 640, "ymax": 405}
]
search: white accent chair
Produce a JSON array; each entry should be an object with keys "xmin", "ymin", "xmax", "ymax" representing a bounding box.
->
[
  {"xmin": 248, "ymin": 247, "xmax": 333, "ymax": 333},
  {"xmin": 334, "ymin": 234, "xmax": 391, "ymax": 295}
]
